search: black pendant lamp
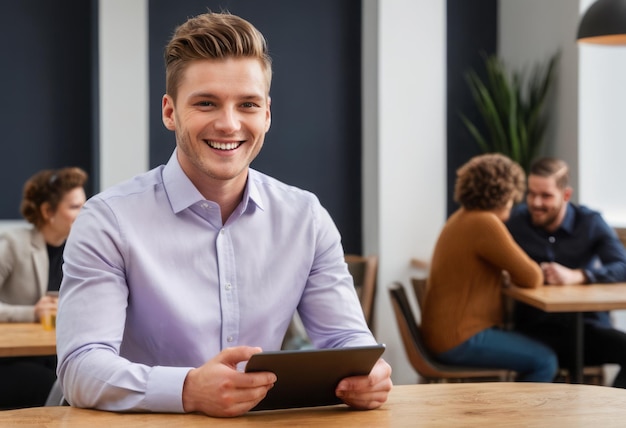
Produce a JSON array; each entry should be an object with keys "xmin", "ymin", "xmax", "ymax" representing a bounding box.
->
[{"xmin": 577, "ymin": 0, "xmax": 626, "ymax": 45}]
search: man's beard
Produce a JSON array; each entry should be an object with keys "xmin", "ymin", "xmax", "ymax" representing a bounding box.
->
[{"xmin": 530, "ymin": 206, "xmax": 561, "ymax": 229}]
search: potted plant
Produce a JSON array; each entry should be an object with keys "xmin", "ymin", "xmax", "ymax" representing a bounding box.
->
[{"xmin": 460, "ymin": 52, "xmax": 560, "ymax": 172}]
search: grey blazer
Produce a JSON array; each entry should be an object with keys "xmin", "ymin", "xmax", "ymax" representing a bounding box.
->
[{"xmin": 0, "ymin": 226, "xmax": 48, "ymax": 322}]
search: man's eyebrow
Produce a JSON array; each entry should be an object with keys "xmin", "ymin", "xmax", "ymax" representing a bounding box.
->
[
  {"xmin": 238, "ymin": 93, "xmax": 266, "ymax": 101},
  {"xmin": 188, "ymin": 92, "xmax": 265, "ymax": 100},
  {"xmin": 188, "ymin": 91, "xmax": 217, "ymax": 98}
]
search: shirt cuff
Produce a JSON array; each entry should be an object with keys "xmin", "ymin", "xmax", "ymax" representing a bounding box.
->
[{"xmin": 145, "ymin": 366, "xmax": 192, "ymax": 413}]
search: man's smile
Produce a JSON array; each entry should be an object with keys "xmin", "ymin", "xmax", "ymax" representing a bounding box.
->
[{"xmin": 206, "ymin": 140, "xmax": 243, "ymax": 151}]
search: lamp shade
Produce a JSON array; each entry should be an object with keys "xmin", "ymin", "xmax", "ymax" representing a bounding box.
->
[{"xmin": 577, "ymin": 0, "xmax": 626, "ymax": 45}]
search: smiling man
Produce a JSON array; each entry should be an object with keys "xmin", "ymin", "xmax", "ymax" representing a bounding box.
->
[
  {"xmin": 56, "ymin": 12, "xmax": 391, "ymax": 417},
  {"xmin": 506, "ymin": 157, "xmax": 626, "ymax": 388}
]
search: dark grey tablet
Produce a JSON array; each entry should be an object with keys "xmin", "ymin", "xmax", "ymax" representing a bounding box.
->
[{"xmin": 245, "ymin": 344, "xmax": 385, "ymax": 411}]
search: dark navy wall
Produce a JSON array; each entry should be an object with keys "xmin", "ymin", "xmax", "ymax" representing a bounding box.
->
[
  {"xmin": 0, "ymin": 0, "xmax": 96, "ymax": 218},
  {"xmin": 446, "ymin": 0, "xmax": 498, "ymax": 216},
  {"xmin": 1, "ymin": 1, "xmax": 498, "ymax": 250},
  {"xmin": 149, "ymin": 0, "xmax": 363, "ymax": 253}
]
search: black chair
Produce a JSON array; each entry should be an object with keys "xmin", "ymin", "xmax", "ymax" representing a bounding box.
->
[{"xmin": 388, "ymin": 281, "xmax": 514, "ymax": 383}]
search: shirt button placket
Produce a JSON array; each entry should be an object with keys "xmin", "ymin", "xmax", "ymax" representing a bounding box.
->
[{"xmin": 547, "ymin": 236, "xmax": 556, "ymax": 261}]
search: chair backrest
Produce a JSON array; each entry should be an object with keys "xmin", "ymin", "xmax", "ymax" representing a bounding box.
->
[
  {"xmin": 388, "ymin": 281, "xmax": 511, "ymax": 381},
  {"xmin": 345, "ymin": 254, "xmax": 378, "ymax": 331},
  {"xmin": 410, "ymin": 277, "xmax": 427, "ymax": 311}
]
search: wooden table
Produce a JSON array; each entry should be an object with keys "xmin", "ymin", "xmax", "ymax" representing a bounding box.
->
[
  {"xmin": 503, "ymin": 283, "xmax": 626, "ymax": 383},
  {"xmin": 0, "ymin": 322, "xmax": 56, "ymax": 357},
  {"xmin": 2, "ymin": 383, "xmax": 626, "ymax": 427}
]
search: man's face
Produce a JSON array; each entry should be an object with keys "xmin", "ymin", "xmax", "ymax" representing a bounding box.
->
[
  {"xmin": 526, "ymin": 175, "xmax": 571, "ymax": 231},
  {"xmin": 161, "ymin": 57, "xmax": 271, "ymax": 190}
]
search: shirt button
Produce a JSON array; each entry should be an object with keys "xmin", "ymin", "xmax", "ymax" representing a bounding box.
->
[
  {"xmin": 548, "ymin": 236, "xmax": 556, "ymax": 243},
  {"xmin": 225, "ymin": 283, "xmax": 232, "ymax": 290},
  {"xmin": 227, "ymin": 336, "xmax": 234, "ymax": 342},
  {"xmin": 220, "ymin": 229, "xmax": 225, "ymax": 235},
  {"xmin": 201, "ymin": 202, "xmax": 209, "ymax": 209}
]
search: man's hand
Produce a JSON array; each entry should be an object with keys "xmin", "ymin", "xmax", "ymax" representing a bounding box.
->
[
  {"xmin": 182, "ymin": 346, "xmax": 276, "ymax": 417},
  {"xmin": 335, "ymin": 358, "xmax": 392, "ymax": 410},
  {"xmin": 540, "ymin": 262, "xmax": 586, "ymax": 285}
]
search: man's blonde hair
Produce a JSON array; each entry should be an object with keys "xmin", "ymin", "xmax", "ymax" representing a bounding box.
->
[{"xmin": 164, "ymin": 12, "xmax": 273, "ymax": 101}]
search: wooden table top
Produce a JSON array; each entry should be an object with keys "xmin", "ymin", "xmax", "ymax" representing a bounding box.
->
[
  {"xmin": 503, "ymin": 283, "xmax": 626, "ymax": 312},
  {"xmin": 2, "ymin": 383, "xmax": 626, "ymax": 427},
  {"xmin": 0, "ymin": 322, "xmax": 56, "ymax": 357}
]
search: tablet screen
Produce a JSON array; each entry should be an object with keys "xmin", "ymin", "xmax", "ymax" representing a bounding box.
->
[{"xmin": 245, "ymin": 344, "xmax": 385, "ymax": 411}]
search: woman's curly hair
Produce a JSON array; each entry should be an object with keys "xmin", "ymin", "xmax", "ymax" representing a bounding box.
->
[
  {"xmin": 20, "ymin": 167, "xmax": 88, "ymax": 228},
  {"xmin": 454, "ymin": 153, "xmax": 525, "ymax": 210}
]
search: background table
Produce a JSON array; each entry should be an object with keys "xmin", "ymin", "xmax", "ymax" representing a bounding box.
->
[
  {"xmin": 503, "ymin": 283, "xmax": 626, "ymax": 312},
  {"xmin": 0, "ymin": 322, "xmax": 56, "ymax": 357},
  {"xmin": 503, "ymin": 283, "xmax": 626, "ymax": 383},
  {"xmin": 2, "ymin": 383, "xmax": 626, "ymax": 427}
]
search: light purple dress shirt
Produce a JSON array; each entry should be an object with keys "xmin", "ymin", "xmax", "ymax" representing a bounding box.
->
[{"xmin": 56, "ymin": 150, "xmax": 375, "ymax": 413}]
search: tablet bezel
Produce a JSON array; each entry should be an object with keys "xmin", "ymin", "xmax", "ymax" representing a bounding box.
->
[{"xmin": 244, "ymin": 343, "xmax": 385, "ymax": 411}]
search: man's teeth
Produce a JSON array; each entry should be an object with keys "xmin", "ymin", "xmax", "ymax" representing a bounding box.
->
[{"xmin": 209, "ymin": 141, "xmax": 240, "ymax": 150}]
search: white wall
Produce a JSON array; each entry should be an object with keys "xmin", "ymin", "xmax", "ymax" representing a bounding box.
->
[
  {"xmin": 99, "ymin": 0, "xmax": 149, "ymax": 190},
  {"xmin": 578, "ymin": 0, "xmax": 626, "ymax": 226},
  {"xmin": 364, "ymin": 0, "xmax": 447, "ymax": 385},
  {"xmin": 499, "ymin": 0, "xmax": 580, "ymax": 192}
]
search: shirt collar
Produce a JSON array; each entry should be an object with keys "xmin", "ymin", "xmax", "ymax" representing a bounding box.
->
[
  {"xmin": 245, "ymin": 169, "xmax": 265, "ymax": 212},
  {"xmin": 162, "ymin": 149, "xmax": 265, "ymax": 214}
]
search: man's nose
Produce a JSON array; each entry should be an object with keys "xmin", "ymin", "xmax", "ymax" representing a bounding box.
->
[{"xmin": 214, "ymin": 108, "xmax": 240, "ymax": 132}]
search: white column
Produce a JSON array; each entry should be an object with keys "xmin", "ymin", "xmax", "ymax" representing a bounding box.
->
[
  {"xmin": 99, "ymin": 0, "xmax": 149, "ymax": 190},
  {"xmin": 364, "ymin": 0, "xmax": 447, "ymax": 385}
]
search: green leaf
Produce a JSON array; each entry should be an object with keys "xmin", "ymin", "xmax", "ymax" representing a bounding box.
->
[{"xmin": 459, "ymin": 51, "xmax": 560, "ymax": 173}]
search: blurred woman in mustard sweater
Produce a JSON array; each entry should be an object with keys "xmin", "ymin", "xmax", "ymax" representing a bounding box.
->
[{"xmin": 421, "ymin": 154, "xmax": 557, "ymax": 381}]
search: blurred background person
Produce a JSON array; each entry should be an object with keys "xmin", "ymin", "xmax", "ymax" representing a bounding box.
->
[
  {"xmin": 507, "ymin": 157, "xmax": 626, "ymax": 388},
  {"xmin": 421, "ymin": 154, "xmax": 558, "ymax": 382},
  {"xmin": 0, "ymin": 167, "xmax": 87, "ymax": 409}
]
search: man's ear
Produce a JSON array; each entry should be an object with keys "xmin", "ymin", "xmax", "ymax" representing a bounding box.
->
[
  {"xmin": 162, "ymin": 94, "xmax": 176, "ymax": 131},
  {"xmin": 265, "ymin": 97, "xmax": 272, "ymax": 132},
  {"xmin": 563, "ymin": 186, "xmax": 573, "ymax": 202}
]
